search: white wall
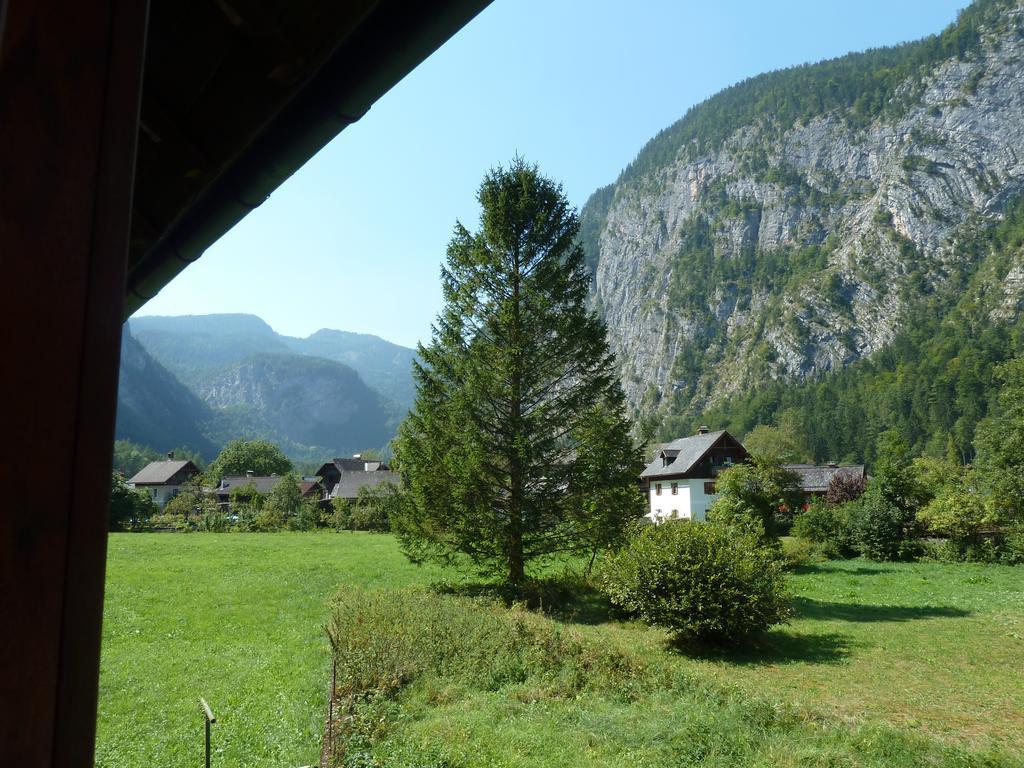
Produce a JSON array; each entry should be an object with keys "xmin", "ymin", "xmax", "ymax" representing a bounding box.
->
[
  {"xmin": 131, "ymin": 484, "xmax": 185, "ymax": 509},
  {"xmin": 647, "ymin": 478, "xmax": 717, "ymax": 523}
]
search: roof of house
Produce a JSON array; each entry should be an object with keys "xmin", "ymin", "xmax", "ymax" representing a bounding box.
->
[
  {"xmin": 783, "ymin": 464, "xmax": 867, "ymax": 493},
  {"xmin": 330, "ymin": 471, "xmax": 400, "ymax": 500},
  {"xmin": 316, "ymin": 457, "xmax": 390, "ymax": 477},
  {"xmin": 298, "ymin": 481, "xmax": 322, "ymax": 497},
  {"xmin": 127, "ymin": 460, "xmax": 199, "ymax": 485},
  {"xmin": 640, "ymin": 430, "xmax": 737, "ymax": 479},
  {"xmin": 215, "ymin": 475, "xmax": 284, "ymax": 495}
]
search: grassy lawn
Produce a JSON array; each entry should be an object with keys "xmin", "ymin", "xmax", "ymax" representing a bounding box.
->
[
  {"xmin": 98, "ymin": 532, "xmax": 1024, "ymax": 766},
  {"xmin": 96, "ymin": 532, "xmax": 436, "ymax": 767},
  {"xmin": 658, "ymin": 559, "xmax": 1024, "ymax": 753}
]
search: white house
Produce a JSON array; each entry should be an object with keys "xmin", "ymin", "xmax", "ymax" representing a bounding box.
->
[
  {"xmin": 127, "ymin": 454, "xmax": 201, "ymax": 508},
  {"xmin": 639, "ymin": 427, "xmax": 749, "ymax": 522}
]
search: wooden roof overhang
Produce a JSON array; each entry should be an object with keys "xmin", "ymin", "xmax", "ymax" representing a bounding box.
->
[
  {"xmin": 126, "ymin": 0, "xmax": 491, "ymax": 314},
  {"xmin": 0, "ymin": 2, "xmax": 490, "ymax": 764}
]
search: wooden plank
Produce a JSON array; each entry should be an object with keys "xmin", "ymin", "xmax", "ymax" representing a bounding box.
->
[{"xmin": 0, "ymin": 1, "xmax": 147, "ymax": 765}]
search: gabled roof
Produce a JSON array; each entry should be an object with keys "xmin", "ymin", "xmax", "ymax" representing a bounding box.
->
[
  {"xmin": 127, "ymin": 460, "xmax": 199, "ymax": 485},
  {"xmin": 316, "ymin": 457, "xmax": 390, "ymax": 477},
  {"xmin": 298, "ymin": 481, "xmax": 322, "ymax": 498},
  {"xmin": 783, "ymin": 464, "xmax": 866, "ymax": 493},
  {"xmin": 215, "ymin": 475, "xmax": 284, "ymax": 495},
  {"xmin": 640, "ymin": 430, "xmax": 738, "ymax": 479},
  {"xmin": 330, "ymin": 470, "xmax": 400, "ymax": 500}
]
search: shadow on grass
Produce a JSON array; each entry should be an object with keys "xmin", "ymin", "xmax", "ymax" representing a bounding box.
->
[
  {"xmin": 792, "ymin": 563, "xmax": 897, "ymax": 577},
  {"xmin": 431, "ymin": 573, "xmax": 618, "ymax": 625},
  {"xmin": 671, "ymin": 630, "xmax": 854, "ymax": 666},
  {"xmin": 794, "ymin": 597, "xmax": 970, "ymax": 623}
]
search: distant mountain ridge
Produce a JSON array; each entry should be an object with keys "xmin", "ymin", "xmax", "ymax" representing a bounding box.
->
[
  {"xmin": 118, "ymin": 314, "xmax": 417, "ymax": 461},
  {"xmin": 129, "ymin": 313, "xmax": 417, "ymax": 410}
]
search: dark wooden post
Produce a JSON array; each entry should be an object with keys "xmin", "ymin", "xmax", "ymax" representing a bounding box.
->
[{"xmin": 0, "ymin": 1, "xmax": 148, "ymax": 765}]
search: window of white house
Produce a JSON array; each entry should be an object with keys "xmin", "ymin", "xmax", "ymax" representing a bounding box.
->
[
  {"xmin": 671, "ymin": 482, "xmax": 678, "ymax": 495},
  {"xmin": 655, "ymin": 483, "xmax": 662, "ymax": 495},
  {"xmin": 704, "ymin": 481, "xmax": 716, "ymax": 494}
]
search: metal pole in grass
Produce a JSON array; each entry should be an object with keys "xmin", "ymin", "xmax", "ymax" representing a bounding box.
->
[
  {"xmin": 329, "ymin": 656, "xmax": 336, "ymax": 755},
  {"xmin": 199, "ymin": 698, "xmax": 216, "ymax": 768}
]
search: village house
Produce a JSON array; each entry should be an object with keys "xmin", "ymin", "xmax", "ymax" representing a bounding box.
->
[
  {"xmin": 783, "ymin": 463, "xmax": 867, "ymax": 501},
  {"xmin": 315, "ymin": 455, "xmax": 399, "ymax": 502},
  {"xmin": 212, "ymin": 472, "xmax": 323, "ymax": 508},
  {"xmin": 127, "ymin": 453, "xmax": 201, "ymax": 508},
  {"xmin": 640, "ymin": 428, "xmax": 749, "ymax": 522}
]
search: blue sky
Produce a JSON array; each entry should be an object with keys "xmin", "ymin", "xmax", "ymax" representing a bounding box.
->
[{"xmin": 134, "ymin": 0, "xmax": 968, "ymax": 348}]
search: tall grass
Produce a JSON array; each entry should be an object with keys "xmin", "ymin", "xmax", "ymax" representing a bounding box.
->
[{"xmin": 325, "ymin": 587, "xmax": 1016, "ymax": 768}]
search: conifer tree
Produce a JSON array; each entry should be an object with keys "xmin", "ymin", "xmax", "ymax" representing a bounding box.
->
[{"xmin": 394, "ymin": 159, "xmax": 642, "ymax": 586}]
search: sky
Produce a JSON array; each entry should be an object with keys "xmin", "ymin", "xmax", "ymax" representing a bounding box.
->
[{"xmin": 134, "ymin": 0, "xmax": 969, "ymax": 349}]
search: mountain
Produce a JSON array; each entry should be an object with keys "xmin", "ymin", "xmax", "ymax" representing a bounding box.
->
[
  {"xmin": 199, "ymin": 353, "xmax": 396, "ymax": 456},
  {"xmin": 115, "ymin": 329, "xmax": 217, "ymax": 457},
  {"xmin": 581, "ymin": 0, "xmax": 1024, "ymax": 464},
  {"xmin": 129, "ymin": 314, "xmax": 417, "ymax": 410},
  {"xmin": 282, "ymin": 329, "xmax": 417, "ymax": 409},
  {"xmin": 128, "ymin": 314, "xmax": 293, "ymax": 389},
  {"xmin": 122, "ymin": 314, "xmax": 415, "ymax": 461}
]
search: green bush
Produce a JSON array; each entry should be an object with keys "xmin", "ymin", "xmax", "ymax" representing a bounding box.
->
[
  {"xmin": 854, "ymin": 486, "xmax": 921, "ymax": 561},
  {"xmin": 146, "ymin": 512, "xmax": 192, "ymax": 532},
  {"xmin": 288, "ymin": 500, "xmax": 322, "ymax": 531},
  {"xmin": 598, "ymin": 521, "xmax": 793, "ymax": 644},
  {"xmin": 791, "ymin": 500, "xmax": 859, "ymax": 559},
  {"xmin": 250, "ymin": 509, "xmax": 284, "ymax": 532},
  {"xmin": 1002, "ymin": 523, "xmax": 1024, "ymax": 565}
]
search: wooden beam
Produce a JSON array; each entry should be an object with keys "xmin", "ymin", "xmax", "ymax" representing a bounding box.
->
[{"xmin": 0, "ymin": 1, "xmax": 147, "ymax": 765}]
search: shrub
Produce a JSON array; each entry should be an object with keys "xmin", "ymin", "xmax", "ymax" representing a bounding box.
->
[
  {"xmin": 781, "ymin": 536, "xmax": 824, "ymax": 568},
  {"xmin": 288, "ymin": 500, "xmax": 322, "ymax": 531},
  {"xmin": 250, "ymin": 508, "xmax": 284, "ymax": 532},
  {"xmin": 854, "ymin": 486, "xmax": 920, "ymax": 561},
  {"xmin": 791, "ymin": 499, "xmax": 858, "ymax": 558},
  {"xmin": 824, "ymin": 473, "xmax": 866, "ymax": 506},
  {"xmin": 598, "ymin": 521, "xmax": 792, "ymax": 644},
  {"xmin": 146, "ymin": 512, "xmax": 191, "ymax": 532},
  {"xmin": 707, "ymin": 457, "xmax": 803, "ymax": 540}
]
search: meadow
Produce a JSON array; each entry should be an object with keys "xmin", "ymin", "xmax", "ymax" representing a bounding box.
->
[{"xmin": 97, "ymin": 533, "xmax": 1024, "ymax": 767}]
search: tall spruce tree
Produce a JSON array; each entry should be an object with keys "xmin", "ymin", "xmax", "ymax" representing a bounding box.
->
[{"xmin": 394, "ymin": 159, "xmax": 642, "ymax": 586}]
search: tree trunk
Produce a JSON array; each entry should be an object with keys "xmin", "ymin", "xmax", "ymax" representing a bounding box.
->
[{"xmin": 509, "ymin": 530, "xmax": 525, "ymax": 586}]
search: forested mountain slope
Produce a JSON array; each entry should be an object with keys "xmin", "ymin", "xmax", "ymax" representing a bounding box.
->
[
  {"xmin": 581, "ymin": 0, "xmax": 1024, "ymax": 463},
  {"xmin": 115, "ymin": 330, "xmax": 217, "ymax": 457},
  {"xmin": 120, "ymin": 314, "xmax": 413, "ymax": 461}
]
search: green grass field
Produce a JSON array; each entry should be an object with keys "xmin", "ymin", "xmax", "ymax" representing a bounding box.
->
[
  {"xmin": 98, "ymin": 533, "xmax": 1024, "ymax": 767},
  {"xmin": 96, "ymin": 533, "xmax": 441, "ymax": 767}
]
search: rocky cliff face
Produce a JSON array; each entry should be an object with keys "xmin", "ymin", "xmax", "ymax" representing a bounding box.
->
[
  {"xmin": 198, "ymin": 353, "xmax": 397, "ymax": 456},
  {"xmin": 585, "ymin": 1, "xmax": 1024, "ymax": 425}
]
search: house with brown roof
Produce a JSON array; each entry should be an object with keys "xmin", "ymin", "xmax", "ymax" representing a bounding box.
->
[
  {"xmin": 783, "ymin": 463, "xmax": 867, "ymax": 500},
  {"xmin": 127, "ymin": 453, "xmax": 201, "ymax": 508},
  {"xmin": 640, "ymin": 427, "xmax": 749, "ymax": 522}
]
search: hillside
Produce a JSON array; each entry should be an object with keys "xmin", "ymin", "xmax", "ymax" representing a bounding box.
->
[
  {"xmin": 282, "ymin": 329, "xmax": 417, "ymax": 409},
  {"xmin": 199, "ymin": 353, "xmax": 397, "ymax": 457},
  {"xmin": 581, "ymin": 0, "xmax": 1024, "ymax": 462},
  {"xmin": 120, "ymin": 315, "xmax": 413, "ymax": 461},
  {"xmin": 130, "ymin": 314, "xmax": 417, "ymax": 410},
  {"xmin": 115, "ymin": 329, "xmax": 217, "ymax": 457}
]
